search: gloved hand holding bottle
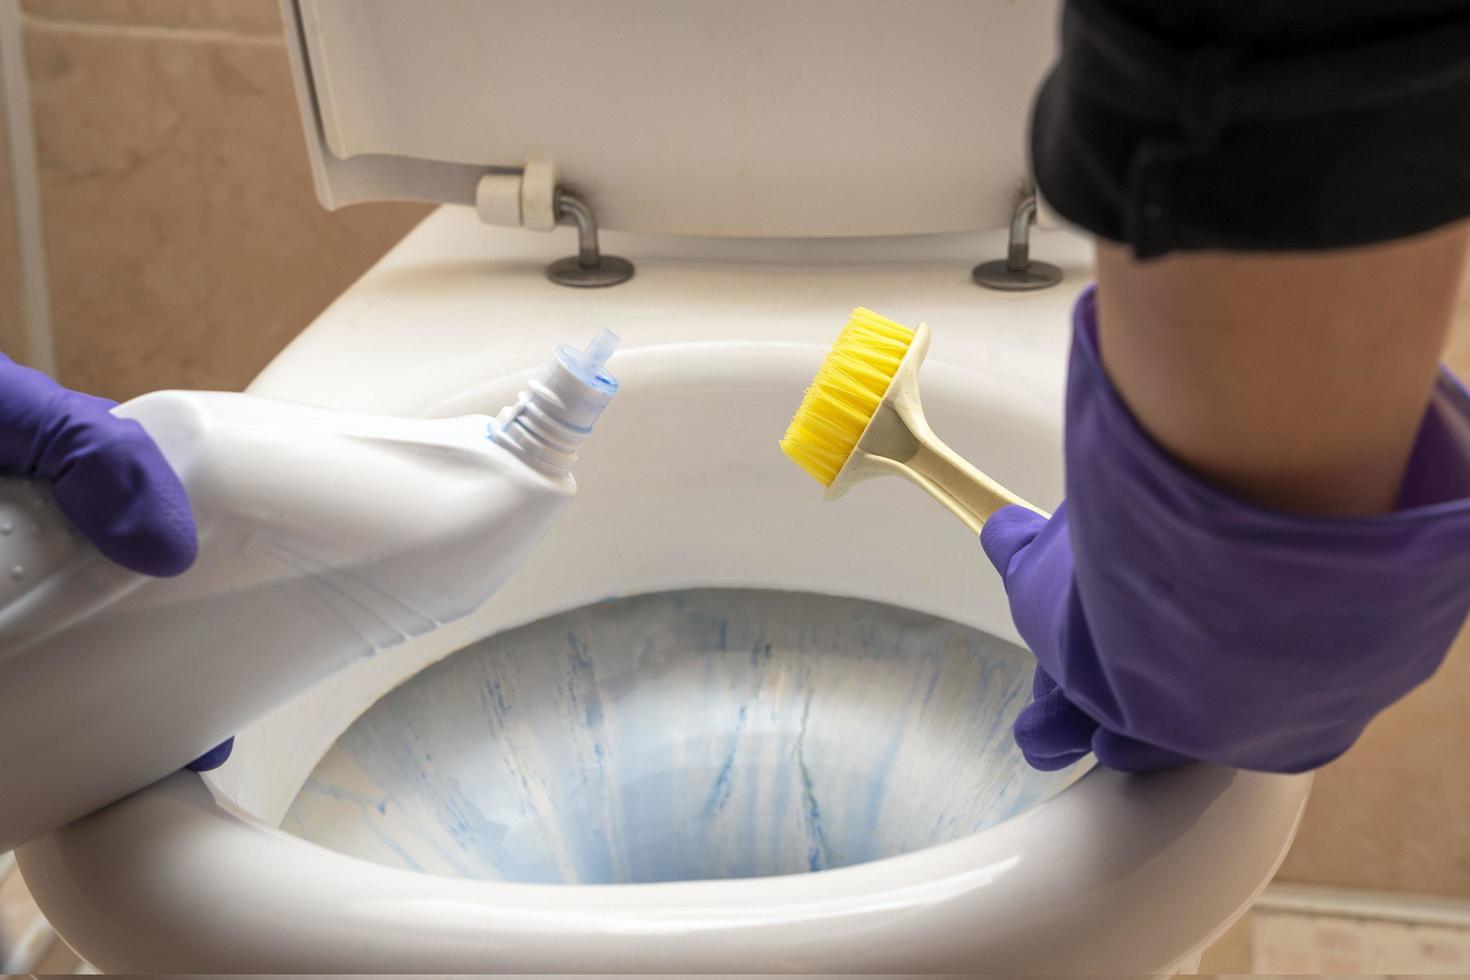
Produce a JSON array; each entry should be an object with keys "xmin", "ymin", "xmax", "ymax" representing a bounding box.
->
[
  {"xmin": 0, "ymin": 353, "xmax": 231, "ymax": 770},
  {"xmin": 0, "ymin": 332, "xmax": 618, "ymax": 852}
]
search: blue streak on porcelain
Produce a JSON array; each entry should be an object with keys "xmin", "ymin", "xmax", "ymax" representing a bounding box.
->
[{"xmin": 287, "ymin": 589, "xmax": 1083, "ymax": 884}]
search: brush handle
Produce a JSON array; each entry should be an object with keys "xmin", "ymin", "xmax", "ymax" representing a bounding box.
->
[{"xmin": 902, "ymin": 434, "xmax": 1047, "ymax": 535}]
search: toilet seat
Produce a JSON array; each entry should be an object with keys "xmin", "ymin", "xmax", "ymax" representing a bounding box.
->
[
  {"xmin": 285, "ymin": 0, "xmax": 1059, "ymax": 237},
  {"xmin": 18, "ymin": 213, "xmax": 1311, "ymax": 974}
]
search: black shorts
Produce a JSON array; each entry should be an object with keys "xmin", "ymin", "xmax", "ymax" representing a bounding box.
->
[{"xmin": 1031, "ymin": 0, "xmax": 1470, "ymax": 258}]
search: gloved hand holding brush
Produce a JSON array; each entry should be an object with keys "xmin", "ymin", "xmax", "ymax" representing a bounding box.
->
[
  {"xmin": 981, "ymin": 289, "xmax": 1470, "ymax": 773},
  {"xmin": 785, "ymin": 0, "xmax": 1470, "ymax": 774},
  {"xmin": 782, "ymin": 288, "xmax": 1470, "ymax": 774}
]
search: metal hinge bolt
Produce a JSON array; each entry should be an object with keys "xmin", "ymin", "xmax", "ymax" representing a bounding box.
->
[
  {"xmin": 545, "ymin": 189, "xmax": 635, "ymax": 288},
  {"xmin": 972, "ymin": 193, "xmax": 1062, "ymax": 291}
]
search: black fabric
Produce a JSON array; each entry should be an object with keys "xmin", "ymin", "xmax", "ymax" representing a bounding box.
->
[{"xmin": 1030, "ymin": 0, "xmax": 1470, "ymax": 258}]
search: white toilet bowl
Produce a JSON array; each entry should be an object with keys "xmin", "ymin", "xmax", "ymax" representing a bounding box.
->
[
  {"xmin": 285, "ymin": 587, "xmax": 1084, "ymax": 884},
  {"xmin": 17, "ymin": 209, "xmax": 1310, "ymax": 974}
]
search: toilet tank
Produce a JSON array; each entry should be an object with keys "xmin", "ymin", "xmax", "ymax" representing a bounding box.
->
[{"xmin": 281, "ymin": 0, "xmax": 1059, "ymax": 237}]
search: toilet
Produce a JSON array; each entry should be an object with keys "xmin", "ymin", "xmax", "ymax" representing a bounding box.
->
[{"xmin": 15, "ymin": 1, "xmax": 1311, "ymax": 973}]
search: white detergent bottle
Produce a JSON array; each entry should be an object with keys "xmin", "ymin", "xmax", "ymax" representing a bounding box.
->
[{"xmin": 0, "ymin": 331, "xmax": 620, "ymax": 852}]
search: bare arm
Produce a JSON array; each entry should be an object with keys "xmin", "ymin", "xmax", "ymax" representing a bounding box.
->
[{"xmin": 1095, "ymin": 222, "xmax": 1470, "ymax": 516}]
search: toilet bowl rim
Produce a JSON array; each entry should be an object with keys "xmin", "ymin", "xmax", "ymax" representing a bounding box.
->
[
  {"xmin": 19, "ymin": 758, "xmax": 1311, "ymax": 972},
  {"xmin": 20, "ymin": 316, "xmax": 1312, "ymax": 966}
]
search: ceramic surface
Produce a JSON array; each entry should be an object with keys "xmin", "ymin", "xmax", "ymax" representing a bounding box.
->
[{"xmin": 287, "ymin": 588, "xmax": 1082, "ymax": 883}]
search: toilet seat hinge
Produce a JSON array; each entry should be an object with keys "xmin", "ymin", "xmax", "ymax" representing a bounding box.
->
[{"xmin": 474, "ymin": 163, "xmax": 635, "ymax": 289}]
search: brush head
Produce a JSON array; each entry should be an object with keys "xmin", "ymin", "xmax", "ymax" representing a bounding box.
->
[{"xmin": 780, "ymin": 307, "xmax": 917, "ymax": 486}]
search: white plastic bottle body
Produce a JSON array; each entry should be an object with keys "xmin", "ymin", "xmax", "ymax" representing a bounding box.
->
[{"xmin": 0, "ymin": 390, "xmax": 576, "ymax": 852}]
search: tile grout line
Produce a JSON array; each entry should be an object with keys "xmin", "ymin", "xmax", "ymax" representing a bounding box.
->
[
  {"xmin": 21, "ymin": 14, "xmax": 285, "ymax": 47},
  {"xmin": 1259, "ymin": 881, "xmax": 1470, "ymax": 928},
  {"xmin": 0, "ymin": 0, "xmax": 55, "ymax": 375}
]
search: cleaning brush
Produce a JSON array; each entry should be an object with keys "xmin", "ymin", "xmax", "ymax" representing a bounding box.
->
[{"xmin": 780, "ymin": 307, "xmax": 1044, "ymax": 533}]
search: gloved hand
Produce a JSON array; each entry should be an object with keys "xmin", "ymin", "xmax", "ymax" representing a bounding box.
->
[
  {"xmin": 981, "ymin": 289, "xmax": 1470, "ymax": 774},
  {"xmin": 982, "ymin": 504, "xmax": 1192, "ymax": 772},
  {"xmin": 0, "ymin": 353, "xmax": 232, "ymax": 770}
]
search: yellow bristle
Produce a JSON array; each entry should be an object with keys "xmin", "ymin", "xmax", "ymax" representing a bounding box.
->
[{"xmin": 779, "ymin": 307, "xmax": 916, "ymax": 486}]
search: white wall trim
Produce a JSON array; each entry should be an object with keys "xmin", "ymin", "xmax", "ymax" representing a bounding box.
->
[
  {"xmin": 1259, "ymin": 882, "xmax": 1470, "ymax": 929},
  {"xmin": 0, "ymin": 0, "xmax": 57, "ymax": 375}
]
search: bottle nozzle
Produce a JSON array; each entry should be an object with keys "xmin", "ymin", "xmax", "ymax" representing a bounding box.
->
[
  {"xmin": 558, "ymin": 329, "xmax": 620, "ymax": 392},
  {"xmin": 579, "ymin": 329, "xmax": 618, "ymax": 379}
]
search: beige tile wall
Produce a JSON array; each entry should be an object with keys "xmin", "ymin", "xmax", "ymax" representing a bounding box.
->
[
  {"xmin": 15, "ymin": 0, "xmax": 429, "ymax": 399},
  {"xmin": 23, "ymin": 0, "xmax": 283, "ymax": 34},
  {"xmin": 1281, "ymin": 624, "xmax": 1470, "ymax": 897},
  {"xmin": 0, "ymin": 90, "xmax": 26, "ymax": 360}
]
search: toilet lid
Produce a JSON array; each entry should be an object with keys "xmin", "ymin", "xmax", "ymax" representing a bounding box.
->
[{"xmin": 284, "ymin": 0, "xmax": 1059, "ymax": 237}]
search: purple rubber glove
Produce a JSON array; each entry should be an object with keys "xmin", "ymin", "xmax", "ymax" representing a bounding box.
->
[
  {"xmin": 0, "ymin": 354, "xmax": 196, "ymax": 575},
  {"xmin": 982, "ymin": 289, "xmax": 1470, "ymax": 774},
  {"xmin": 0, "ymin": 353, "xmax": 232, "ymax": 770}
]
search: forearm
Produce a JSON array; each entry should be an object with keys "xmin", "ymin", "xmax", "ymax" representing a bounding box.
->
[{"xmin": 1095, "ymin": 223, "xmax": 1470, "ymax": 516}]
